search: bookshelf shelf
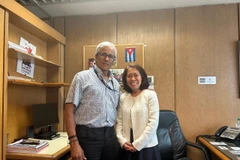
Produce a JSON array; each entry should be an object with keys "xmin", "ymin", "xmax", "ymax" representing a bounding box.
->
[
  {"xmin": 43, "ymin": 83, "xmax": 70, "ymax": 87},
  {"xmin": 8, "ymin": 48, "xmax": 61, "ymax": 68},
  {"xmin": 8, "ymin": 79, "xmax": 70, "ymax": 87}
]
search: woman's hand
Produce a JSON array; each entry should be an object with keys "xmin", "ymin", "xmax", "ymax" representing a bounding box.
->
[{"xmin": 123, "ymin": 142, "xmax": 137, "ymax": 152}]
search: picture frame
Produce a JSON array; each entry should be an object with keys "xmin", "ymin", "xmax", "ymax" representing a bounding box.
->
[
  {"xmin": 110, "ymin": 69, "xmax": 124, "ymax": 84},
  {"xmin": 147, "ymin": 76, "xmax": 154, "ymax": 90},
  {"xmin": 147, "ymin": 76, "xmax": 154, "ymax": 85}
]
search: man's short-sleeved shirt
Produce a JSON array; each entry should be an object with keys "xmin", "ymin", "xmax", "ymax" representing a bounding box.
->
[{"xmin": 65, "ymin": 66, "xmax": 121, "ymax": 128}]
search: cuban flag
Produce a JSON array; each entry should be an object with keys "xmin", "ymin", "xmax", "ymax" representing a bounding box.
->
[{"xmin": 125, "ymin": 47, "xmax": 136, "ymax": 62}]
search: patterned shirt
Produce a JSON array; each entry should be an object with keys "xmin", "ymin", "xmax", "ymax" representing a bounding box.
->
[{"xmin": 65, "ymin": 66, "xmax": 121, "ymax": 128}]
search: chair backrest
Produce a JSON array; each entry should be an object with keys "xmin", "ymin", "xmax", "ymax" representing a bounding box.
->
[{"xmin": 157, "ymin": 110, "xmax": 187, "ymax": 160}]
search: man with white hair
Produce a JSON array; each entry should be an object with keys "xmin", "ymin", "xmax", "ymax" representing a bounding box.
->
[{"xmin": 64, "ymin": 41, "xmax": 121, "ymax": 160}]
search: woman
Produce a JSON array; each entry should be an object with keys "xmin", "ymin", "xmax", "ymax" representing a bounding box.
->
[{"xmin": 115, "ymin": 64, "xmax": 161, "ymax": 160}]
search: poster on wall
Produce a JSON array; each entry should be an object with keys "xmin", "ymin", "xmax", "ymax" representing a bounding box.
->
[
  {"xmin": 88, "ymin": 58, "xmax": 95, "ymax": 69},
  {"xmin": 110, "ymin": 69, "xmax": 124, "ymax": 84},
  {"xmin": 16, "ymin": 58, "xmax": 35, "ymax": 78}
]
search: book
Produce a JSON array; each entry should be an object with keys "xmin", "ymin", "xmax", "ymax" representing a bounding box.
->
[
  {"xmin": 7, "ymin": 139, "xmax": 49, "ymax": 153},
  {"xmin": 7, "ymin": 145, "xmax": 48, "ymax": 154}
]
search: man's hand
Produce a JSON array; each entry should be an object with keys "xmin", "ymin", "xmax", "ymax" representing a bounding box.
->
[{"xmin": 70, "ymin": 141, "xmax": 87, "ymax": 160}]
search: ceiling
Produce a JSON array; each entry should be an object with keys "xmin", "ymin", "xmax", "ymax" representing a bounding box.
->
[{"xmin": 16, "ymin": 0, "xmax": 240, "ymax": 19}]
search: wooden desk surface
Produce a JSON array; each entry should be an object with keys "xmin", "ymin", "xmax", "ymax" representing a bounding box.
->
[
  {"xmin": 197, "ymin": 136, "xmax": 240, "ymax": 160},
  {"xmin": 6, "ymin": 132, "xmax": 70, "ymax": 160},
  {"xmin": 198, "ymin": 136, "xmax": 231, "ymax": 160}
]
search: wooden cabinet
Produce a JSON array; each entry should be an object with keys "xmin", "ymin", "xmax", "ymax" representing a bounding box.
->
[{"xmin": 0, "ymin": 1, "xmax": 68, "ymax": 159}]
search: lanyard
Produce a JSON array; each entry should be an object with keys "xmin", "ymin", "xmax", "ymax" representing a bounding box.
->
[{"xmin": 93, "ymin": 67, "xmax": 117, "ymax": 92}]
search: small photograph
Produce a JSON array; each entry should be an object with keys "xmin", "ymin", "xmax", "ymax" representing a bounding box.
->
[
  {"xmin": 147, "ymin": 76, "xmax": 154, "ymax": 90},
  {"xmin": 88, "ymin": 58, "xmax": 95, "ymax": 69},
  {"xmin": 110, "ymin": 69, "xmax": 124, "ymax": 83},
  {"xmin": 147, "ymin": 76, "xmax": 154, "ymax": 85}
]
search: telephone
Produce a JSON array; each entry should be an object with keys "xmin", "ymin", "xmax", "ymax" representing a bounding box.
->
[{"xmin": 215, "ymin": 126, "xmax": 240, "ymax": 140}]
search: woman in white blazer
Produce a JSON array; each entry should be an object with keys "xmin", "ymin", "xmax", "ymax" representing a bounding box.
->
[{"xmin": 115, "ymin": 64, "xmax": 161, "ymax": 160}]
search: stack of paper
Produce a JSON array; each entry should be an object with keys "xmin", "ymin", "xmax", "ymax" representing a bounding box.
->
[
  {"xmin": 7, "ymin": 139, "xmax": 49, "ymax": 154},
  {"xmin": 8, "ymin": 41, "xmax": 28, "ymax": 53}
]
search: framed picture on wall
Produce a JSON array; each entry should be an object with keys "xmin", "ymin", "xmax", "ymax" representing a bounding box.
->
[
  {"xmin": 110, "ymin": 69, "xmax": 124, "ymax": 84},
  {"xmin": 147, "ymin": 76, "xmax": 154, "ymax": 85},
  {"xmin": 88, "ymin": 58, "xmax": 95, "ymax": 69},
  {"xmin": 147, "ymin": 76, "xmax": 154, "ymax": 90}
]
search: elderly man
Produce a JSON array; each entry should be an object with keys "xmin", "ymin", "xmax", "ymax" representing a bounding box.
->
[{"xmin": 64, "ymin": 41, "xmax": 121, "ymax": 160}]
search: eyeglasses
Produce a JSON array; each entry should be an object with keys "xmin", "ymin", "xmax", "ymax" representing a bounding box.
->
[{"xmin": 97, "ymin": 52, "xmax": 115, "ymax": 61}]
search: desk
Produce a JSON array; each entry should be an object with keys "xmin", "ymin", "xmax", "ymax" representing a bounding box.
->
[
  {"xmin": 6, "ymin": 132, "xmax": 71, "ymax": 160},
  {"xmin": 197, "ymin": 136, "xmax": 240, "ymax": 160}
]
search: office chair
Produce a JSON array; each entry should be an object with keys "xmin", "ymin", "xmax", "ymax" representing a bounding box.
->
[{"xmin": 157, "ymin": 110, "xmax": 211, "ymax": 160}]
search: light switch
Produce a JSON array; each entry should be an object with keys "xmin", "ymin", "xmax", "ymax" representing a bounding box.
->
[{"xmin": 198, "ymin": 76, "xmax": 216, "ymax": 84}]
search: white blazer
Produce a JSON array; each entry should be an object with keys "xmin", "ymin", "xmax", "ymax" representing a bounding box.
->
[{"xmin": 115, "ymin": 89, "xmax": 160, "ymax": 151}]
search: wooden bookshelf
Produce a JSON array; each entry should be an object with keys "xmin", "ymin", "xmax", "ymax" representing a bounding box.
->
[{"xmin": 0, "ymin": 1, "xmax": 67, "ymax": 160}]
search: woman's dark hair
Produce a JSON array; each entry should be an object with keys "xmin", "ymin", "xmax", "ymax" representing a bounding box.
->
[{"xmin": 122, "ymin": 64, "xmax": 149, "ymax": 93}]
